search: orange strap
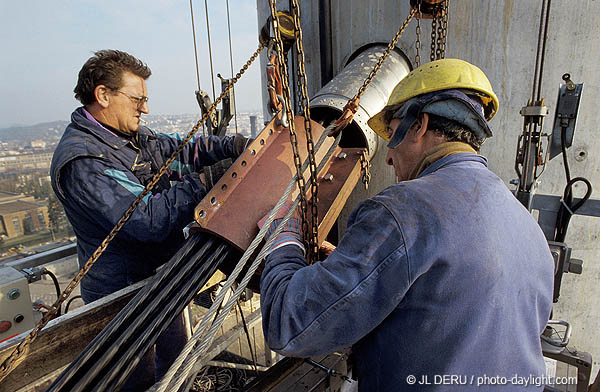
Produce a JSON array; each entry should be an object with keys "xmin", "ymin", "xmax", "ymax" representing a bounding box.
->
[
  {"xmin": 267, "ymin": 53, "xmax": 284, "ymax": 113},
  {"xmin": 328, "ymin": 97, "xmax": 360, "ymax": 136}
]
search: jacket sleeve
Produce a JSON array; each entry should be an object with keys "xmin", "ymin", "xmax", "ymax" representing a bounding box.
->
[
  {"xmin": 260, "ymin": 199, "xmax": 412, "ymax": 357},
  {"xmin": 60, "ymin": 156, "xmax": 206, "ymax": 244},
  {"xmin": 155, "ymin": 132, "xmax": 243, "ymax": 181}
]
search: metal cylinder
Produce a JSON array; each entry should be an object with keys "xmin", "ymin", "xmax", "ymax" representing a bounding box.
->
[{"xmin": 310, "ymin": 45, "xmax": 411, "ymax": 158}]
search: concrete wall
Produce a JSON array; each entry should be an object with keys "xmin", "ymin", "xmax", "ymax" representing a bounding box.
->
[{"xmin": 257, "ymin": 0, "xmax": 600, "ymax": 376}]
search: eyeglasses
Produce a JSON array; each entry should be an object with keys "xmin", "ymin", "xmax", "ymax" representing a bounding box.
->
[{"xmin": 113, "ymin": 90, "xmax": 149, "ymax": 107}]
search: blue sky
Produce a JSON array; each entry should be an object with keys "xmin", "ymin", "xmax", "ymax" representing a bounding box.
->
[{"xmin": 0, "ymin": 1, "xmax": 263, "ymax": 128}]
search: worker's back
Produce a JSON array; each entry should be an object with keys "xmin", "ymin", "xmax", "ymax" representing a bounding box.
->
[{"xmin": 353, "ymin": 152, "xmax": 554, "ymax": 391}]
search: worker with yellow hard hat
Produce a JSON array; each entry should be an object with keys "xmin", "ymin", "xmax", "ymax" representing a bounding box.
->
[
  {"xmin": 369, "ymin": 58, "xmax": 498, "ymax": 146},
  {"xmin": 258, "ymin": 58, "xmax": 554, "ymax": 391}
]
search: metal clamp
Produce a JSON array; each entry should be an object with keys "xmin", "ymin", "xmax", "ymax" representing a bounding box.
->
[{"xmin": 542, "ymin": 319, "xmax": 572, "ymax": 348}]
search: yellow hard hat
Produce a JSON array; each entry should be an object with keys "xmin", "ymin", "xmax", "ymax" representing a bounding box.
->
[{"xmin": 368, "ymin": 58, "xmax": 499, "ymax": 142}]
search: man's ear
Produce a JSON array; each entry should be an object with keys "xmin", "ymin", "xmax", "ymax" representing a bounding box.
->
[
  {"xmin": 413, "ymin": 113, "xmax": 430, "ymax": 141},
  {"xmin": 94, "ymin": 85, "xmax": 111, "ymax": 109}
]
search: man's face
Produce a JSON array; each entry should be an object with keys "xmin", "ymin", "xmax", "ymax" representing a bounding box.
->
[
  {"xmin": 385, "ymin": 118, "xmax": 423, "ymax": 182},
  {"xmin": 103, "ymin": 72, "xmax": 149, "ymax": 135}
]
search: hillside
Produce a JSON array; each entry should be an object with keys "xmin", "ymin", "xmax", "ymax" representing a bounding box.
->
[{"xmin": 0, "ymin": 121, "xmax": 68, "ymax": 143}]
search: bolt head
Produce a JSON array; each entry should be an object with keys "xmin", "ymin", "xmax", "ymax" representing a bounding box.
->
[{"xmin": 7, "ymin": 288, "xmax": 20, "ymax": 300}]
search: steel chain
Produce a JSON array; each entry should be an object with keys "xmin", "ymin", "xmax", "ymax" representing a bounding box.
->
[
  {"xmin": 0, "ymin": 40, "xmax": 266, "ymax": 382},
  {"xmin": 415, "ymin": 0, "xmax": 422, "ymax": 67},
  {"xmin": 430, "ymin": 9, "xmax": 437, "ymax": 62},
  {"xmin": 440, "ymin": 0, "xmax": 449, "ymax": 58},
  {"xmin": 290, "ymin": 0, "xmax": 319, "ymax": 263},
  {"xmin": 435, "ymin": 5, "xmax": 443, "ymax": 60},
  {"xmin": 360, "ymin": 151, "xmax": 371, "ymax": 190},
  {"xmin": 356, "ymin": 8, "xmax": 416, "ymax": 102},
  {"xmin": 267, "ymin": 0, "xmax": 311, "ymax": 263}
]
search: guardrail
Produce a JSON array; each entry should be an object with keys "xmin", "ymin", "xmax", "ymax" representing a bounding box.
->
[{"xmin": 5, "ymin": 243, "xmax": 77, "ymax": 271}]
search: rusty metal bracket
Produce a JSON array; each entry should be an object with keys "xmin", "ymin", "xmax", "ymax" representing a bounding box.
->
[
  {"xmin": 194, "ymin": 116, "xmax": 363, "ymax": 254},
  {"xmin": 410, "ymin": 0, "xmax": 445, "ymax": 19}
]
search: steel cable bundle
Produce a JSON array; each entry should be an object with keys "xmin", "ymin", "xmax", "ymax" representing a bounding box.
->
[{"xmin": 47, "ymin": 234, "xmax": 232, "ymax": 392}]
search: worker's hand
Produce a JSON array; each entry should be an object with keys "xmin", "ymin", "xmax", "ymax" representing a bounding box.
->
[
  {"xmin": 257, "ymin": 201, "xmax": 304, "ymax": 256},
  {"xmin": 319, "ymin": 240, "xmax": 336, "ymax": 258},
  {"xmin": 233, "ymin": 134, "xmax": 254, "ymax": 157}
]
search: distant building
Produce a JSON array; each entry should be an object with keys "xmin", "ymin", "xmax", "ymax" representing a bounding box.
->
[
  {"xmin": 250, "ymin": 115, "xmax": 258, "ymax": 138},
  {"xmin": 0, "ymin": 191, "xmax": 48, "ymax": 238},
  {"xmin": 30, "ymin": 140, "xmax": 47, "ymax": 149},
  {"xmin": 0, "ymin": 151, "xmax": 53, "ymax": 173}
]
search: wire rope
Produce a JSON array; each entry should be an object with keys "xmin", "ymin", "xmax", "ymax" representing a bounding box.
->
[
  {"xmin": 189, "ymin": 0, "xmax": 207, "ymax": 137},
  {"xmin": 204, "ymin": 0, "xmax": 217, "ymax": 102},
  {"xmin": 225, "ymin": 0, "xmax": 239, "ymax": 135},
  {"xmin": 153, "ymin": 125, "xmax": 339, "ymax": 392}
]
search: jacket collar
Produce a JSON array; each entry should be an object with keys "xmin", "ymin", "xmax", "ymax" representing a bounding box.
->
[
  {"xmin": 418, "ymin": 149, "xmax": 488, "ymax": 179},
  {"xmin": 71, "ymin": 107, "xmax": 140, "ymax": 150}
]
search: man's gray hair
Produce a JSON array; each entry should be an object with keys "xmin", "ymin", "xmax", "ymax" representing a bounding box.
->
[{"xmin": 427, "ymin": 113, "xmax": 485, "ymax": 151}]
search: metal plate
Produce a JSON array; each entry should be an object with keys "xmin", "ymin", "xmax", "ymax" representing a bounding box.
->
[{"xmin": 194, "ymin": 116, "xmax": 335, "ymax": 251}]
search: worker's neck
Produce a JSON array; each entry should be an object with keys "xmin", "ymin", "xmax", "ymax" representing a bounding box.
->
[
  {"xmin": 85, "ymin": 103, "xmax": 112, "ymax": 127},
  {"xmin": 84, "ymin": 103, "xmax": 131, "ymax": 138}
]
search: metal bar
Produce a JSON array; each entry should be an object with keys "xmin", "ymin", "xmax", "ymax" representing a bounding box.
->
[
  {"xmin": 202, "ymin": 308, "xmax": 262, "ymax": 363},
  {"xmin": 0, "ymin": 281, "xmax": 143, "ymax": 392},
  {"xmin": 532, "ymin": 194, "xmax": 600, "ymax": 217},
  {"xmin": 48, "ymin": 235, "xmax": 223, "ymax": 391},
  {"xmin": 6, "ymin": 243, "xmax": 77, "ymax": 270},
  {"xmin": 544, "ymin": 349, "xmax": 592, "ymax": 392},
  {"xmin": 206, "ymin": 361, "xmax": 269, "ymax": 372},
  {"xmin": 100, "ymin": 246, "xmax": 229, "ymax": 392}
]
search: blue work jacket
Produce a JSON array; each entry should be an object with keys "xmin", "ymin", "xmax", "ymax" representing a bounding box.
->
[
  {"xmin": 51, "ymin": 107, "xmax": 239, "ymax": 301},
  {"xmin": 260, "ymin": 153, "xmax": 554, "ymax": 391}
]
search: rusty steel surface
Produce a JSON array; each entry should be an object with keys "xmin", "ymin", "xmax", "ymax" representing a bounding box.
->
[
  {"xmin": 194, "ymin": 116, "xmax": 334, "ymax": 251},
  {"xmin": 194, "ymin": 116, "xmax": 365, "ymax": 257},
  {"xmin": 312, "ymin": 148, "xmax": 363, "ymax": 245}
]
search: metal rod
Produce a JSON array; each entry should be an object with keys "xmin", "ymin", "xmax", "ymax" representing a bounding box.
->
[
  {"xmin": 102, "ymin": 247, "xmax": 228, "ymax": 391},
  {"xmin": 531, "ymin": 0, "xmax": 547, "ymax": 101},
  {"xmin": 48, "ymin": 236, "xmax": 231, "ymax": 391},
  {"xmin": 536, "ymin": 0, "xmax": 552, "ymax": 101},
  {"xmin": 189, "ymin": 0, "xmax": 202, "ymax": 93},
  {"xmin": 204, "ymin": 0, "xmax": 217, "ymax": 101},
  {"xmin": 206, "ymin": 361, "xmax": 269, "ymax": 372},
  {"xmin": 48, "ymin": 235, "xmax": 209, "ymax": 390},
  {"xmin": 225, "ymin": 0, "xmax": 238, "ymax": 135}
]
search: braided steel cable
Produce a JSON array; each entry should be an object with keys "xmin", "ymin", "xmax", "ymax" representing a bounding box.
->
[
  {"xmin": 47, "ymin": 235, "xmax": 215, "ymax": 391},
  {"xmin": 175, "ymin": 130, "xmax": 342, "ymax": 392},
  {"xmin": 154, "ymin": 126, "xmax": 340, "ymax": 392}
]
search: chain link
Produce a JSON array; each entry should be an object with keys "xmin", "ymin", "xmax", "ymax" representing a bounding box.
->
[
  {"xmin": 359, "ymin": 151, "xmax": 371, "ymax": 190},
  {"xmin": 415, "ymin": 0, "xmax": 422, "ymax": 67},
  {"xmin": 429, "ymin": 1, "xmax": 449, "ymax": 61},
  {"xmin": 430, "ymin": 9, "xmax": 437, "ymax": 62},
  {"xmin": 440, "ymin": 0, "xmax": 449, "ymax": 58},
  {"xmin": 0, "ymin": 40, "xmax": 266, "ymax": 383},
  {"xmin": 355, "ymin": 8, "xmax": 416, "ymax": 101},
  {"xmin": 267, "ymin": 1, "xmax": 312, "ymax": 264},
  {"xmin": 435, "ymin": 5, "xmax": 443, "ymax": 60},
  {"xmin": 290, "ymin": 0, "xmax": 319, "ymax": 264}
]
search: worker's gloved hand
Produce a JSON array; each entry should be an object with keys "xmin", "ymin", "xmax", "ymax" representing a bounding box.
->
[
  {"xmin": 233, "ymin": 134, "xmax": 254, "ymax": 157},
  {"xmin": 257, "ymin": 202, "xmax": 305, "ymax": 256}
]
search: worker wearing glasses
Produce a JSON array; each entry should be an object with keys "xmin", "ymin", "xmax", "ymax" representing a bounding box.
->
[{"xmin": 50, "ymin": 49, "xmax": 250, "ymax": 391}]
